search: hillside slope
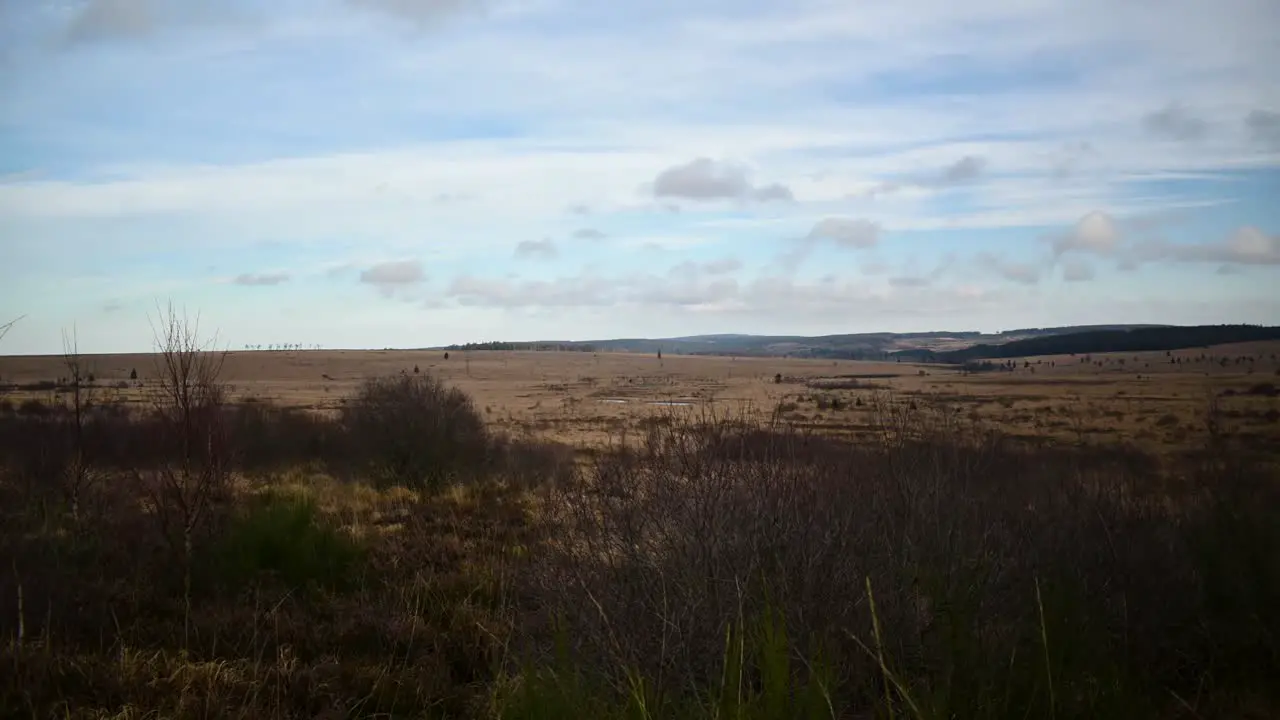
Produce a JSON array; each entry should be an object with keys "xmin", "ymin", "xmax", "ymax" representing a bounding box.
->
[{"xmin": 934, "ymin": 325, "xmax": 1280, "ymax": 363}]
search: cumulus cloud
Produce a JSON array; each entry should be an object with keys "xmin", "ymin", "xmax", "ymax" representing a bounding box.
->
[
  {"xmin": 441, "ymin": 265, "xmax": 994, "ymax": 320},
  {"xmin": 1129, "ymin": 226, "xmax": 1280, "ymax": 268},
  {"xmin": 1062, "ymin": 259, "xmax": 1095, "ymax": 282},
  {"xmin": 1143, "ymin": 103, "xmax": 1208, "ymax": 142},
  {"xmin": 449, "ymin": 274, "xmax": 616, "ymax": 308},
  {"xmin": 1052, "ymin": 211, "xmax": 1120, "ymax": 256},
  {"xmin": 448, "ymin": 258, "xmax": 746, "ymax": 311},
  {"xmin": 980, "ymin": 253, "xmax": 1040, "ymax": 285},
  {"xmin": 667, "ymin": 258, "xmax": 743, "ymax": 280},
  {"xmin": 514, "ymin": 238, "xmax": 558, "ymax": 260},
  {"xmin": 806, "ymin": 217, "xmax": 881, "ymax": 249},
  {"xmin": 233, "ymin": 272, "xmax": 291, "ymax": 286},
  {"xmin": 936, "ymin": 155, "xmax": 987, "ymax": 185},
  {"xmin": 61, "ymin": 0, "xmax": 160, "ymax": 44},
  {"xmin": 64, "ymin": 0, "xmax": 156, "ymax": 43},
  {"xmin": 651, "ymin": 158, "xmax": 793, "ymax": 203},
  {"xmin": 887, "ymin": 255, "xmax": 953, "ymax": 288},
  {"xmin": 60, "ymin": 0, "xmax": 244, "ymax": 44},
  {"xmin": 750, "ymin": 183, "xmax": 796, "ymax": 202},
  {"xmin": 889, "ymin": 276, "xmax": 930, "ymax": 288},
  {"xmin": 701, "ymin": 257, "xmax": 743, "ymax": 275},
  {"xmin": 1163, "ymin": 227, "xmax": 1280, "ymax": 265},
  {"xmin": 325, "ymin": 261, "xmax": 360, "ymax": 278},
  {"xmin": 572, "ymin": 228, "xmax": 606, "ymax": 240},
  {"xmin": 1245, "ymin": 110, "xmax": 1280, "ymax": 149},
  {"xmin": 347, "ymin": 0, "xmax": 482, "ymax": 25},
  {"xmin": 1052, "ymin": 141, "xmax": 1095, "ymax": 180},
  {"xmin": 1048, "ymin": 212, "xmax": 1277, "ymax": 271},
  {"xmin": 360, "ymin": 260, "xmax": 425, "ymax": 295}
]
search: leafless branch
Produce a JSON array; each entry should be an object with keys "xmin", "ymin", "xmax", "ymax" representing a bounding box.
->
[{"xmin": 0, "ymin": 315, "xmax": 24, "ymax": 343}]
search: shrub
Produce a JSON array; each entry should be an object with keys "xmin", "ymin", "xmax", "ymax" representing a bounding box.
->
[
  {"xmin": 207, "ymin": 492, "xmax": 365, "ymax": 592},
  {"xmin": 17, "ymin": 398, "xmax": 51, "ymax": 417},
  {"xmin": 814, "ymin": 394, "xmax": 845, "ymax": 411},
  {"xmin": 224, "ymin": 402, "xmax": 342, "ymax": 471},
  {"xmin": 1245, "ymin": 382, "xmax": 1278, "ymax": 397},
  {"xmin": 342, "ymin": 374, "xmax": 489, "ymax": 490}
]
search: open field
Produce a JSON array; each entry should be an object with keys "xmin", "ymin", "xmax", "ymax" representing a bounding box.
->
[{"xmin": 4, "ymin": 341, "xmax": 1279, "ymax": 454}]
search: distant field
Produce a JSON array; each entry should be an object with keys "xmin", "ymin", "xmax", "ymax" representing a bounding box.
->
[{"xmin": 3, "ymin": 341, "xmax": 1279, "ymax": 454}]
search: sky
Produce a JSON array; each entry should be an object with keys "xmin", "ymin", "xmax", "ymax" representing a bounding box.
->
[{"xmin": 1, "ymin": 0, "xmax": 1279, "ymax": 354}]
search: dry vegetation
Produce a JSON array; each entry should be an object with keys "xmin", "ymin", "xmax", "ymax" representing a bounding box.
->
[
  {"xmin": 3, "ymin": 340, "xmax": 1278, "ymax": 453},
  {"xmin": 1, "ymin": 326, "xmax": 1278, "ymax": 718}
]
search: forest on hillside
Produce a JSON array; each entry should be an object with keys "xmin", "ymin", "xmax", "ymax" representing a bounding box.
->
[{"xmin": 935, "ymin": 324, "xmax": 1280, "ymax": 363}]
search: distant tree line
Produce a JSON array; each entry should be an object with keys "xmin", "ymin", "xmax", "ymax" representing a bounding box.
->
[
  {"xmin": 441, "ymin": 341, "xmax": 599, "ymax": 352},
  {"xmin": 938, "ymin": 324, "xmax": 1280, "ymax": 363}
]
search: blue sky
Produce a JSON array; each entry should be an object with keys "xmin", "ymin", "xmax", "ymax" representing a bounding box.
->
[{"xmin": 1, "ymin": 0, "xmax": 1279, "ymax": 354}]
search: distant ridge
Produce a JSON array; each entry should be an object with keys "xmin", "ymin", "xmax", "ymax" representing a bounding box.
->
[
  {"xmin": 434, "ymin": 323, "xmax": 1246, "ymax": 361},
  {"xmin": 932, "ymin": 324, "xmax": 1280, "ymax": 363}
]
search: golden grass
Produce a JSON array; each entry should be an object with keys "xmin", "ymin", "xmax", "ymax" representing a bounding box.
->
[{"xmin": 3, "ymin": 342, "xmax": 1279, "ymax": 453}]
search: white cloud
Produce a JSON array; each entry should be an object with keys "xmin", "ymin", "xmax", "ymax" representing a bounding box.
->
[
  {"xmin": 1062, "ymin": 259, "xmax": 1095, "ymax": 282},
  {"xmin": 936, "ymin": 155, "xmax": 987, "ymax": 185},
  {"xmin": 1052, "ymin": 211, "xmax": 1120, "ymax": 255},
  {"xmin": 1142, "ymin": 103, "xmax": 1209, "ymax": 142},
  {"xmin": 651, "ymin": 157, "xmax": 750, "ymax": 200},
  {"xmin": 1154, "ymin": 226, "xmax": 1280, "ymax": 265},
  {"xmin": 1246, "ymin": 110, "xmax": 1280, "ymax": 149},
  {"xmin": 360, "ymin": 260, "xmax": 426, "ymax": 296},
  {"xmin": 1051, "ymin": 213, "xmax": 1280, "ymax": 269},
  {"xmin": 441, "ymin": 263, "xmax": 1009, "ymax": 323},
  {"xmin": 751, "ymin": 183, "xmax": 796, "ymax": 202},
  {"xmin": 348, "ymin": 0, "xmax": 478, "ymax": 23},
  {"xmin": 572, "ymin": 227, "xmax": 606, "ymax": 240},
  {"xmin": 514, "ymin": 237, "xmax": 558, "ymax": 260},
  {"xmin": 232, "ymin": 272, "xmax": 291, "ymax": 287},
  {"xmin": 889, "ymin": 276, "xmax": 931, "ymax": 288},
  {"xmin": 806, "ymin": 218, "xmax": 880, "ymax": 249},
  {"xmin": 650, "ymin": 157, "xmax": 793, "ymax": 203},
  {"xmin": 701, "ymin": 257, "xmax": 743, "ymax": 275},
  {"xmin": 979, "ymin": 253, "xmax": 1041, "ymax": 285},
  {"xmin": 65, "ymin": 0, "xmax": 156, "ymax": 43}
]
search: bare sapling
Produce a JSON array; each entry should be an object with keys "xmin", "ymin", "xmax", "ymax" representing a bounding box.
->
[
  {"xmin": 136, "ymin": 302, "xmax": 230, "ymax": 651},
  {"xmin": 60, "ymin": 327, "xmax": 97, "ymax": 523}
]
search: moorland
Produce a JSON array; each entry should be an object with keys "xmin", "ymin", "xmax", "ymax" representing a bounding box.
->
[{"xmin": 1, "ymin": 315, "xmax": 1278, "ymax": 718}]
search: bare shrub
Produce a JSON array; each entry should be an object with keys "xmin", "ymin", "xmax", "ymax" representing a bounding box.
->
[{"xmin": 341, "ymin": 373, "xmax": 489, "ymax": 490}]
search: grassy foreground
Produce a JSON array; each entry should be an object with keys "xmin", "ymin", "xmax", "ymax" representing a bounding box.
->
[{"xmin": 1, "ymin": 340, "xmax": 1278, "ymax": 717}]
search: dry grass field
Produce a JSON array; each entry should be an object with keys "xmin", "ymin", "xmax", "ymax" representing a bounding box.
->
[{"xmin": 4, "ymin": 340, "xmax": 1278, "ymax": 454}]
